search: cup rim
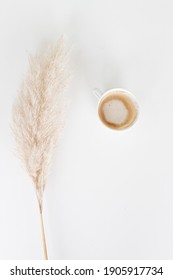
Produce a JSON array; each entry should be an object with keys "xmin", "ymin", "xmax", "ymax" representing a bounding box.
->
[{"xmin": 99, "ymin": 88, "xmax": 138, "ymax": 105}]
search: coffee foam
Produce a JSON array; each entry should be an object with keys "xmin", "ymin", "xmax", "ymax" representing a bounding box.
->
[
  {"xmin": 98, "ymin": 91, "xmax": 138, "ymax": 130},
  {"xmin": 102, "ymin": 99, "xmax": 129, "ymax": 125}
]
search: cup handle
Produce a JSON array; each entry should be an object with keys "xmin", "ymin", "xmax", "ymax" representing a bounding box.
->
[{"xmin": 93, "ymin": 88, "xmax": 103, "ymax": 100}]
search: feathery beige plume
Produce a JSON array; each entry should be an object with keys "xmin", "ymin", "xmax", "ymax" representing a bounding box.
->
[{"xmin": 12, "ymin": 38, "xmax": 69, "ymax": 259}]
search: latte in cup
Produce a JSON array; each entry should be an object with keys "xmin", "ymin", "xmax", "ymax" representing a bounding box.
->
[{"xmin": 98, "ymin": 89, "xmax": 138, "ymax": 130}]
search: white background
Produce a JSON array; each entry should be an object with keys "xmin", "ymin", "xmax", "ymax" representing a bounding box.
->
[{"xmin": 0, "ymin": 0, "xmax": 173, "ymax": 260}]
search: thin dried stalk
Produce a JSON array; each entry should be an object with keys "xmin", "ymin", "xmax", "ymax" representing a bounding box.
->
[{"xmin": 12, "ymin": 38, "xmax": 69, "ymax": 259}]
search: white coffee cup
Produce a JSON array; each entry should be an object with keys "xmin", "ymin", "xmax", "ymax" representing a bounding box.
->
[{"xmin": 94, "ymin": 88, "xmax": 139, "ymax": 130}]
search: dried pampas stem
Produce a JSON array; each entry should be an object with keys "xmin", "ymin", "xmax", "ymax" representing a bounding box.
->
[
  {"xmin": 39, "ymin": 205, "xmax": 48, "ymax": 260},
  {"xmin": 12, "ymin": 38, "xmax": 69, "ymax": 260}
]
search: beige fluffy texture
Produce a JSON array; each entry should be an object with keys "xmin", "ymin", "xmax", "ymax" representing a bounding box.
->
[{"xmin": 12, "ymin": 38, "xmax": 69, "ymax": 209}]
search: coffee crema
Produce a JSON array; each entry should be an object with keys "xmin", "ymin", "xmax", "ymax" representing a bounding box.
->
[{"xmin": 98, "ymin": 90, "xmax": 138, "ymax": 130}]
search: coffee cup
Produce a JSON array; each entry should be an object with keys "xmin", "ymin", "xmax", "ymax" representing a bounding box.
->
[{"xmin": 94, "ymin": 88, "xmax": 139, "ymax": 130}]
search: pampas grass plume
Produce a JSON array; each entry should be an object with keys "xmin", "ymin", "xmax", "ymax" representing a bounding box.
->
[{"xmin": 12, "ymin": 38, "xmax": 69, "ymax": 259}]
